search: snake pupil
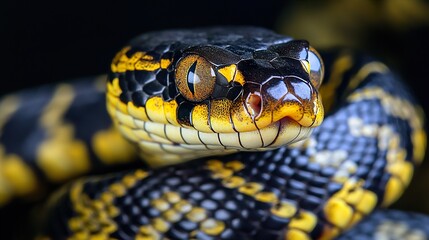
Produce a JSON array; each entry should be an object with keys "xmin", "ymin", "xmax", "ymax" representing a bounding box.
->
[
  {"xmin": 176, "ymin": 54, "xmax": 216, "ymax": 102},
  {"xmin": 187, "ymin": 60, "xmax": 198, "ymax": 95}
]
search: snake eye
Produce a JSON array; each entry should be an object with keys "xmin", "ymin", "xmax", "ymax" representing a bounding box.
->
[
  {"xmin": 176, "ymin": 54, "xmax": 216, "ymax": 102},
  {"xmin": 308, "ymin": 47, "xmax": 324, "ymax": 89}
]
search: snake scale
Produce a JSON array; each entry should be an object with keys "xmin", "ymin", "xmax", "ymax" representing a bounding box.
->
[{"xmin": 0, "ymin": 27, "xmax": 427, "ymax": 239}]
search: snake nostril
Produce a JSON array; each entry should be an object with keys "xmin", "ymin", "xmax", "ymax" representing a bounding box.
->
[{"xmin": 246, "ymin": 93, "xmax": 262, "ymax": 118}]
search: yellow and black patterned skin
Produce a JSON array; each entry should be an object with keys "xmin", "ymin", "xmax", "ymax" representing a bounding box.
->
[
  {"xmin": 0, "ymin": 27, "xmax": 427, "ymax": 239},
  {"xmin": 337, "ymin": 210, "xmax": 429, "ymax": 239},
  {"xmin": 0, "ymin": 77, "xmax": 138, "ymax": 206}
]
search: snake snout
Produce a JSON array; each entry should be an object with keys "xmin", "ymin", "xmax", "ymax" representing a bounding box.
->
[
  {"xmin": 272, "ymin": 76, "xmax": 324, "ymax": 128},
  {"xmin": 243, "ymin": 75, "xmax": 324, "ymax": 129}
]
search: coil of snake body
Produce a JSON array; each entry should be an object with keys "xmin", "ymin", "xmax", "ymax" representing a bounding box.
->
[{"xmin": 0, "ymin": 27, "xmax": 427, "ymax": 239}]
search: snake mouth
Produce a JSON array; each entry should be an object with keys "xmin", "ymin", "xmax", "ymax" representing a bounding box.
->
[
  {"xmin": 250, "ymin": 115, "xmax": 315, "ymax": 149},
  {"xmin": 274, "ymin": 90, "xmax": 324, "ymax": 129}
]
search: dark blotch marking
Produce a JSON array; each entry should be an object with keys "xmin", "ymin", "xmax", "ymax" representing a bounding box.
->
[
  {"xmin": 184, "ymin": 45, "xmax": 241, "ymax": 67},
  {"xmin": 134, "ymin": 70, "xmax": 156, "ymax": 85},
  {"xmin": 177, "ymin": 102, "xmax": 194, "ymax": 126},
  {"xmin": 131, "ymin": 91, "xmax": 148, "ymax": 106},
  {"xmin": 142, "ymin": 80, "xmax": 165, "ymax": 96},
  {"xmin": 268, "ymin": 40, "xmax": 309, "ymax": 60},
  {"xmin": 119, "ymin": 92, "xmax": 132, "ymax": 102},
  {"xmin": 156, "ymin": 70, "xmax": 168, "ymax": 86},
  {"xmin": 226, "ymin": 84, "xmax": 243, "ymax": 101}
]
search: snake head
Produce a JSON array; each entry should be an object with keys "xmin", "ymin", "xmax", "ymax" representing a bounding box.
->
[
  {"xmin": 174, "ymin": 40, "xmax": 324, "ymax": 145},
  {"xmin": 107, "ymin": 29, "xmax": 325, "ymax": 166}
]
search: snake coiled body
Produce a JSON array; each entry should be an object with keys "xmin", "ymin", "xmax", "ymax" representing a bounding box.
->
[{"xmin": 0, "ymin": 27, "xmax": 427, "ymax": 240}]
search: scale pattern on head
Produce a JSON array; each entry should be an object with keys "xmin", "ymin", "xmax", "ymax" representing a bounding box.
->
[{"xmin": 106, "ymin": 27, "xmax": 324, "ymax": 166}]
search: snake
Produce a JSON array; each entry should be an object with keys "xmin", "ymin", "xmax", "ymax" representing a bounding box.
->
[{"xmin": 0, "ymin": 27, "xmax": 427, "ymax": 240}]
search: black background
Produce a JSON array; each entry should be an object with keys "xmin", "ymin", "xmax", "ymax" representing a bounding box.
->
[
  {"xmin": 1, "ymin": 0, "xmax": 429, "ymax": 239},
  {"xmin": 1, "ymin": 1, "xmax": 285, "ymax": 94}
]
